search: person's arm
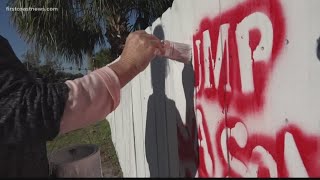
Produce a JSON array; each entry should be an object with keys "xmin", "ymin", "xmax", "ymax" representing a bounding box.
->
[
  {"xmin": 108, "ymin": 58, "xmax": 139, "ymax": 88},
  {"xmin": 59, "ymin": 64, "xmax": 121, "ymax": 134},
  {"xmin": 0, "ymin": 31, "xmax": 164, "ymax": 142},
  {"xmin": 59, "ymin": 31, "xmax": 165, "ymax": 133}
]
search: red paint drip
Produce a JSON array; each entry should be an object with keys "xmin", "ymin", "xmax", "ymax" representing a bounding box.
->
[{"xmin": 249, "ymin": 28, "xmax": 262, "ymax": 58}]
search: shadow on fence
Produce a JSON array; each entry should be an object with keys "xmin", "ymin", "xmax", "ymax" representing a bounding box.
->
[{"xmin": 145, "ymin": 25, "xmax": 199, "ymax": 178}]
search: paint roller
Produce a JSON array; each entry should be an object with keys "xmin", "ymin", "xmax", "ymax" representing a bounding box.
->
[{"xmin": 156, "ymin": 40, "xmax": 192, "ymax": 64}]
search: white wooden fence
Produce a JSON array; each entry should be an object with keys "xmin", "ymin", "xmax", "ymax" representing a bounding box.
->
[{"xmin": 107, "ymin": 0, "xmax": 320, "ymax": 177}]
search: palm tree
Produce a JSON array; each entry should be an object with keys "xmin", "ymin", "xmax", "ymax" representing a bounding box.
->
[
  {"xmin": 8, "ymin": 0, "xmax": 173, "ymax": 67},
  {"xmin": 96, "ymin": 0, "xmax": 173, "ymax": 58},
  {"xmin": 9, "ymin": 0, "xmax": 104, "ymax": 67}
]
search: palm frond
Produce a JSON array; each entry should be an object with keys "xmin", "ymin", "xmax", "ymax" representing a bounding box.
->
[{"xmin": 10, "ymin": 0, "xmax": 105, "ymax": 66}]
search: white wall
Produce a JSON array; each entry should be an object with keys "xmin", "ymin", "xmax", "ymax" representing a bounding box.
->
[{"xmin": 107, "ymin": 0, "xmax": 320, "ymax": 177}]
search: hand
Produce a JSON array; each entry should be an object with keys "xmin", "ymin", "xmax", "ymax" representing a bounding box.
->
[
  {"xmin": 109, "ymin": 31, "xmax": 165, "ymax": 88},
  {"xmin": 120, "ymin": 30, "xmax": 164, "ymax": 72}
]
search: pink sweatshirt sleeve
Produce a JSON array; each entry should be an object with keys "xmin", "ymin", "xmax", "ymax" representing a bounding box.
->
[{"xmin": 59, "ymin": 65, "xmax": 120, "ymax": 134}]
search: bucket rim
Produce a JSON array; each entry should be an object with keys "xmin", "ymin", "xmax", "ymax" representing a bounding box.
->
[{"xmin": 48, "ymin": 143, "xmax": 100, "ymax": 166}]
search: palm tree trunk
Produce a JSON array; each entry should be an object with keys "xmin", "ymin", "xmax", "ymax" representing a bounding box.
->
[{"xmin": 105, "ymin": 13, "xmax": 130, "ymax": 59}]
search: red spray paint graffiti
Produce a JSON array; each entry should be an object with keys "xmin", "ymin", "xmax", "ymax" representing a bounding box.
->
[
  {"xmin": 215, "ymin": 117, "xmax": 320, "ymax": 177},
  {"xmin": 193, "ymin": 0, "xmax": 286, "ymax": 115},
  {"xmin": 193, "ymin": 0, "xmax": 320, "ymax": 177}
]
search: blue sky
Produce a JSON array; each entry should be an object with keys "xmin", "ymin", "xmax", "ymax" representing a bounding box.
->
[{"xmin": 0, "ymin": 1, "xmax": 28, "ymax": 59}]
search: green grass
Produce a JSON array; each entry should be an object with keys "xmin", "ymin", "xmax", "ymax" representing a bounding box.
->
[{"xmin": 46, "ymin": 120, "xmax": 122, "ymax": 177}]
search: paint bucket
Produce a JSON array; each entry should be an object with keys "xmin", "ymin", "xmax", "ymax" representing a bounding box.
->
[{"xmin": 48, "ymin": 144, "xmax": 103, "ymax": 177}]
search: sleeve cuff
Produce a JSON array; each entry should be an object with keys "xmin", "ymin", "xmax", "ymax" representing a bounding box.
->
[{"xmin": 94, "ymin": 66, "xmax": 121, "ymax": 111}]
